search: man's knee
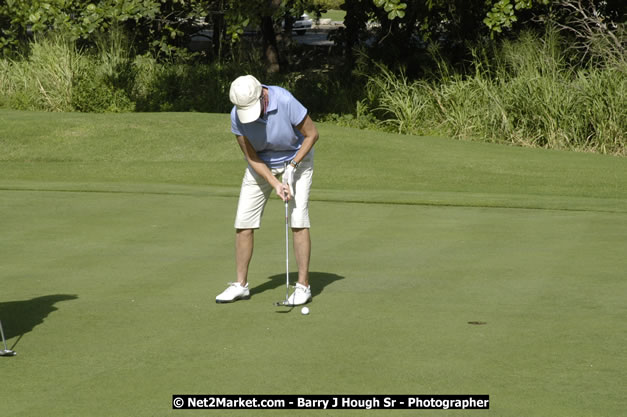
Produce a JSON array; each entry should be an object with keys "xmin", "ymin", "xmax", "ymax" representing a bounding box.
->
[{"xmin": 237, "ymin": 228, "xmax": 254, "ymax": 236}]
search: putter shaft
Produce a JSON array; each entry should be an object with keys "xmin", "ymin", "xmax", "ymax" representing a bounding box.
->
[
  {"xmin": 283, "ymin": 162, "xmax": 290, "ymax": 303},
  {"xmin": 0, "ymin": 320, "xmax": 16, "ymax": 356},
  {"xmin": 285, "ymin": 199, "xmax": 289, "ymax": 301},
  {"xmin": 0, "ymin": 320, "xmax": 8, "ymax": 350}
]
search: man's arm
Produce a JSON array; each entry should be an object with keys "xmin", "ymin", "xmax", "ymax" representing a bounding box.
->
[
  {"xmin": 235, "ymin": 134, "xmax": 290, "ymax": 201},
  {"xmin": 291, "ymin": 115, "xmax": 319, "ymax": 164}
]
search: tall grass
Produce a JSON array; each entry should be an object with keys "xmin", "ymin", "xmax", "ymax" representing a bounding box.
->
[
  {"xmin": 1, "ymin": 26, "xmax": 624, "ymax": 155},
  {"xmin": 0, "ymin": 31, "xmax": 353, "ymax": 115},
  {"xmin": 0, "ymin": 34, "xmax": 80, "ymax": 112},
  {"xmin": 72, "ymin": 28, "xmax": 136, "ymax": 112},
  {"xmin": 0, "ymin": 31, "xmax": 134, "ymax": 112},
  {"xmin": 0, "ymin": 30, "xmax": 260, "ymax": 113},
  {"xmin": 367, "ymin": 29, "xmax": 626, "ymax": 155}
]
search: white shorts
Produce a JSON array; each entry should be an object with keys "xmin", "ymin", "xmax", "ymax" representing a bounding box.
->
[{"xmin": 234, "ymin": 153, "xmax": 313, "ymax": 229}]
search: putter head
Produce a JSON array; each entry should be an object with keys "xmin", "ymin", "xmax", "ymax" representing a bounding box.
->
[
  {"xmin": 274, "ymin": 300, "xmax": 290, "ymax": 307},
  {"xmin": 0, "ymin": 349, "xmax": 16, "ymax": 357}
]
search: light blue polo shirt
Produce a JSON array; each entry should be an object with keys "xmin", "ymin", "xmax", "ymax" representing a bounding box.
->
[{"xmin": 231, "ymin": 85, "xmax": 310, "ymax": 168}]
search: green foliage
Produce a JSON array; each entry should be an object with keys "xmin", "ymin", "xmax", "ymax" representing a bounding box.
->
[
  {"xmin": 71, "ymin": 61, "xmax": 135, "ymax": 113},
  {"xmin": 1, "ymin": 13, "xmax": 624, "ymax": 157},
  {"xmin": 0, "ymin": 27, "xmax": 362, "ymax": 114},
  {"xmin": 70, "ymin": 26, "xmax": 137, "ymax": 112},
  {"xmin": 276, "ymin": 69, "xmax": 364, "ymax": 116},
  {"xmin": 483, "ymin": 0, "xmax": 550, "ymax": 33},
  {"xmin": 0, "ymin": 31, "xmax": 135, "ymax": 112},
  {"xmin": 133, "ymin": 60, "xmax": 238, "ymax": 112},
  {"xmin": 0, "ymin": 0, "xmax": 212, "ymax": 58},
  {"xmin": 365, "ymin": 64, "xmax": 427, "ymax": 133},
  {"xmin": 363, "ymin": 28, "xmax": 626, "ymax": 155},
  {"xmin": 318, "ymin": 99, "xmax": 380, "ymax": 130},
  {"xmin": 373, "ymin": 0, "xmax": 406, "ymax": 20},
  {"xmin": 0, "ymin": 33, "xmax": 79, "ymax": 111}
]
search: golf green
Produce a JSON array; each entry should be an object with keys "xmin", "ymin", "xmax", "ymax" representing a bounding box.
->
[{"xmin": 1, "ymin": 110, "xmax": 626, "ymax": 416}]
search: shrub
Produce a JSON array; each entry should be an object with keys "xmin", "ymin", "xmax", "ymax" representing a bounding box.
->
[
  {"xmin": 0, "ymin": 31, "xmax": 135, "ymax": 112},
  {"xmin": 364, "ymin": 28, "xmax": 626, "ymax": 155},
  {"xmin": 132, "ymin": 60, "xmax": 242, "ymax": 113},
  {"xmin": 71, "ymin": 60, "xmax": 134, "ymax": 113},
  {"xmin": 0, "ymin": 34, "xmax": 80, "ymax": 111}
]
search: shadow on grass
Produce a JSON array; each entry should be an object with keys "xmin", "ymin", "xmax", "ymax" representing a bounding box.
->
[
  {"xmin": 250, "ymin": 271, "xmax": 344, "ymax": 297},
  {"xmin": 0, "ymin": 294, "xmax": 78, "ymax": 348}
]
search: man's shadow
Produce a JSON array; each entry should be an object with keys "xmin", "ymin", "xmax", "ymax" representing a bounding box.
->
[
  {"xmin": 250, "ymin": 271, "xmax": 344, "ymax": 297},
  {"xmin": 0, "ymin": 294, "xmax": 78, "ymax": 349}
]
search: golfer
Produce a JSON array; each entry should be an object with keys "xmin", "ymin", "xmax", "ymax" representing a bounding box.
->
[{"xmin": 216, "ymin": 75, "xmax": 319, "ymax": 305}]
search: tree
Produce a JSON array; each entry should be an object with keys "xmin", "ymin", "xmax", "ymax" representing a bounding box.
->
[
  {"xmin": 0, "ymin": 0, "xmax": 213, "ymax": 57},
  {"xmin": 339, "ymin": 0, "xmax": 495, "ymax": 72},
  {"xmin": 216, "ymin": 0, "xmax": 314, "ymax": 72},
  {"xmin": 483, "ymin": 0, "xmax": 550, "ymax": 33}
]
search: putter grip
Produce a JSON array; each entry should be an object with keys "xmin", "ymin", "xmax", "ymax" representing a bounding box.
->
[{"xmin": 282, "ymin": 162, "xmax": 288, "ymax": 199}]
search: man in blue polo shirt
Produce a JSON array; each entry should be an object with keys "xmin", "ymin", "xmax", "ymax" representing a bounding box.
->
[{"xmin": 216, "ymin": 75, "xmax": 319, "ymax": 305}]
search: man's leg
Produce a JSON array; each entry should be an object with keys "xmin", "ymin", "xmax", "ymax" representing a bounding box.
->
[
  {"xmin": 285, "ymin": 154, "xmax": 313, "ymax": 305},
  {"xmin": 216, "ymin": 227, "xmax": 254, "ymax": 303},
  {"xmin": 236, "ymin": 228, "xmax": 254, "ymax": 286},
  {"xmin": 292, "ymin": 228, "xmax": 310, "ymax": 287},
  {"xmin": 216, "ymin": 166, "xmax": 272, "ymax": 303},
  {"xmin": 233, "ymin": 165, "xmax": 273, "ymax": 285}
]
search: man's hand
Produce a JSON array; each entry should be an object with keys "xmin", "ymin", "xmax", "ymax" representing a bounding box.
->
[
  {"xmin": 274, "ymin": 181, "xmax": 291, "ymax": 202},
  {"xmin": 284, "ymin": 164, "xmax": 296, "ymax": 197}
]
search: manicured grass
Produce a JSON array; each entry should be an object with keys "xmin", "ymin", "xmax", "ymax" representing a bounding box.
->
[
  {"xmin": 1, "ymin": 109, "xmax": 626, "ymax": 416},
  {"xmin": 318, "ymin": 9, "xmax": 346, "ymax": 22}
]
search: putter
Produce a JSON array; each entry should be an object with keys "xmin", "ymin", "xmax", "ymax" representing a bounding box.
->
[
  {"xmin": 0, "ymin": 320, "xmax": 16, "ymax": 357},
  {"xmin": 274, "ymin": 162, "xmax": 291, "ymax": 307}
]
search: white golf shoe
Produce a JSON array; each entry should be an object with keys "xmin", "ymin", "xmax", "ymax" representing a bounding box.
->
[
  {"xmin": 287, "ymin": 283, "xmax": 312, "ymax": 306},
  {"xmin": 216, "ymin": 282, "xmax": 250, "ymax": 303}
]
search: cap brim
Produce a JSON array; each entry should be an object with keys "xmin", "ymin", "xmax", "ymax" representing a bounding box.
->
[{"xmin": 236, "ymin": 99, "xmax": 262, "ymax": 124}]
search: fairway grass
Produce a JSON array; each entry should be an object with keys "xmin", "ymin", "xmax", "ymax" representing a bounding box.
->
[{"xmin": 1, "ymin": 110, "xmax": 626, "ymax": 416}]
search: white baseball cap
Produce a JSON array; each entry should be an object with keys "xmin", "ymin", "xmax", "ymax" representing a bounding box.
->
[{"xmin": 229, "ymin": 75, "xmax": 262, "ymax": 123}]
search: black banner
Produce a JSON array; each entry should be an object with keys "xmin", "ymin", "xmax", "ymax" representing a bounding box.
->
[{"xmin": 172, "ymin": 395, "xmax": 489, "ymax": 410}]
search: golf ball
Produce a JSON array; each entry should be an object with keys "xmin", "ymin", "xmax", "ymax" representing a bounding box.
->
[{"xmin": 301, "ymin": 306, "xmax": 310, "ymax": 315}]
